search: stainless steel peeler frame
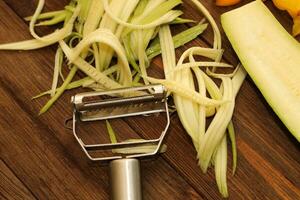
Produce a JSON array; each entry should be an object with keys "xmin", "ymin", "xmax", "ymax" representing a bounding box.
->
[{"xmin": 71, "ymin": 84, "xmax": 170, "ymax": 200}]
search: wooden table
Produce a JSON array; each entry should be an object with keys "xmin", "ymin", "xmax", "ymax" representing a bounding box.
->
[{"xmin": 0, "ymin": 0, "xmax": 299, "ymax": 199}]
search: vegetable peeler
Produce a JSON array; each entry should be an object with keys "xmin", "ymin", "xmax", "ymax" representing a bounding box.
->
[{"xmin": 71, "ymin": 84, "xmax": 170, "ymax": 200}]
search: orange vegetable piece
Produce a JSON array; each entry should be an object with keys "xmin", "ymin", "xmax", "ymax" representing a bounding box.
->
[
  {"xmin": 216, "ymin": 0, "xmax": 241, "ymax": 7},
  {"xmin": 272, "ymin": 0, "xmax": 300, "ymax": 36},
  {"xmin": 293, "ymin": 16, "xmax": 300, "ymax": 36},
  {"xmin": 272, "ymin": 0, "xmax": 300, "ymax": 18}
]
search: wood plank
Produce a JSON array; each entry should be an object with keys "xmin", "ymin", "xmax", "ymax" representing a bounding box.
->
[
  {"xmin": 0, "ymin": 83, "xmax": 110, "ymax": 199},
  {"xmin": 0, "ymin": 159, "xmax": 36, "ymax": 200},
  {"xmin": 141, "ymin": 157, "xmax": 203, "ymax": 199},
  {"xmin": 233, "ymin": 81, "xmax": 300, "ymax": 197},
  {"xmin": 0, "ymin": 1, "xmax": 205, "ymax": 199},
  {"xmin": 1, "ymin": 0, "xmax": 300, "ymax": 199}
]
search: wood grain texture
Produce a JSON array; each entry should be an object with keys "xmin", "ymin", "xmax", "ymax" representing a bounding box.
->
[
  {"xmin": 0, "ymin": 1, "xmax": 204, "ymax": 199},
  {"xmin": 0, "ymin": 159, "xmax": 36, "ymax": 200},
  {"xmin": 0, "ymin": 0, "xmax": 299, "ymax": 199}
]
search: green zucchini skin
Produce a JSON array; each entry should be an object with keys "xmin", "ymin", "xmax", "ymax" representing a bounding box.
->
[{"xmin": 221, "ymin": 0, "xmax": 300, "ymax": 142}]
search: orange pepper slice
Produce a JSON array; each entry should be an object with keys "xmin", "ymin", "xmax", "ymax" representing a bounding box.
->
[
  {"xmin": 272, "ymin": 0, "xmax": 300, "ymax": 36},
  {"xmin": 293, "ymin": 15, "xmax": 300, "ymax": 36},
  {"xmin": 216, "ymin": 0, "xmax": 241, "ymax": 7},
  {"xmin": 272, "ymin": 0, "xmax": 300, "ymax": 18}
]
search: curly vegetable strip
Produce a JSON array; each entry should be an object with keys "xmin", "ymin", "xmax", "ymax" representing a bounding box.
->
[
  {"xmin": 65, "ymin": 28, "xmax": 132, "ymax": 86},
  {"xmin": 101, "ymin": 0, "xmax": 182, "ymax": 30},
  {"xmin": 173, "ymin": 46, "xmax": 225, "ymax": 146},
  {"xmin": 36, "ymin": 13, "xmax": 67, "ymax": 26},
  {"xmin": 146, "ymin": 77, "xmax": 226, "ymax": 106},
  {"xmin": 39, "ymin": 66, "xmax": 78, "ymax": 114},
  {"xmin": 227, "ymin": 66, "xmax": 247, "ymax": 176},
  {"xmin": 197, "ymin": 69, "xmax": 230, "ymax": 197},
  {"xmin": 232, "ymin": 64, "xmax": 247, "ymax": 96},
  {"xmin": 146, "ymin": 23, "xmax": 208, "ymax": 59},
  {"xmin": 124, "ymin": 0, "xmax": 182, "ymax": 31},
  {"xmin": 206, "ymin": 65, "xmax": 239, "ymax": 78},
  {"xmin": 168, "ymin": 62, "xmax": 233, "ymax": 74},
  {"xmin": 174, "ymin": 70, "xmax": 199, "ymax": 147},
  {"xmin": 24, "ymin": 10, "xmax": 66, "ymax": 21},
  {"xmin": 105, "ymin": 120, "xmax": 168, "ymax": 154},
  {"xmin": 201, "ymin": 65, "xmax": 246, "ymax": 171},
  {"xmin": 106, "ymin": 120, "xmax": 117, "ymax": 144},
  {"xmin": 82, "ymin": 65, "xmax": 119, "ymax": 87},
  {"xmin": 171, "ymin": 17, "xmax": 196, "ymax": 24},
  {"xmin": 82, "ymin": 0, "xmax": 104, "ymax": 37},
  {"xmin": 174, "ymin": 37, "xmax": 202, "ymax": 147},
  {"xmin": 158, "ymin": 23, "xmax": 199, "ymax": 146},
  {"xmin": 97, "ymin": 0, "xmax": 130, "ymax": 71},
  {"xmin": 34, "ymin": 64, "xmax": 122, "ymax": 99},
  {"xmin": 0, "ymin": 5, "xmax": 80, "ymax": 50},
  {"xmin": 168, "ymin": 7, "xmax": 244, "ymax": 195},
  {"xmin": 131, "ymin": 0, "xmax": 149, "ymax": 19},
  {"xmin": 198, "ymin": 77, "xmax": 234, "ymax": 172},
  {"xmin": 198, "ymin": 69, "xmax": 221, "ymax": 117},
  {"xmin": 122, "ymin": 36, "xmax": 140, "ymax": 72},
  {"xmin": 41, "ymin": 0, "xmax": 106, "ymax": 113},
  {"xmin": 149, "ymin": 13, "xmax": 245, "ymax": 197},
  {"xmin": 128, "ymin": 0, "xmax": 182, "ymax": 58},
  {"xmin": 159, "ymin": 25, "xmax": 176, "ymax": 80},
  {"xmin": 124, "ymin": 0, "xmax": 162, "ymax": 58},
  {"xmin": 177, "ymin": 47, "xmax": 223, "ymax": 63},
  {"xmin": 32, "ymin": 77, "xmax": 90, "ymax": 99},
  {"xmin": 132, "ymin": 0, "xmax": 165, "ymax": 23},
  {"xmin": 214, "ymin": 135, "xmax": 228, "ymax": 197},
  {"xmin": 77, "ymin": 0, "xmax": 92, "ymax": 24},
  {"xmin": 191, "ymin": 0, "xmax": 221, "ymax": 49},
  {"xmin": 137, "ymin": 30, "xmax": 150, "ymax": 85},
  {"xmin": 135, "ymin": 0, "xmax": 181, "ymax": 25},
  {"xmin": 50, "ymin": 47, "xmax": 63, "ymax": 97},
  {"xmin": 100, "ymin": 0, "xmax": 140, "ymax": 72},
  {"xmin": 194, "ymin": 70, "xmax": 206, "ymax": 137},
  {"xmin": 77, "ymin": 0, "xmax": 104, "ymax": 74},
  {"xmin": 189, "ymin": 52, "xmax": 206, "ymax": 150},
  {"xmin": 113, "ymin": 141, "xmax": 167, "ymax": 154},
  {"xmin": 227, "ymin": 121, "xmax": 237, "ymax": 175},
  {"xmin": 29, "ymin": 0, "xmax": 46, "ymax": 40},
  {"xmin": 190, "ymin": 0, "xmax": 222, "ymax": 82},
  {"xmin": 92, "ymin": 44, "xmax": 100, "ymax": 71},
  {"xmin": 59, "ymin": 40, "xmax": 124, "ymax": 89},
  {"xmin": 42, "ymin": 1, "xmax": 111, "ymax": 113}
]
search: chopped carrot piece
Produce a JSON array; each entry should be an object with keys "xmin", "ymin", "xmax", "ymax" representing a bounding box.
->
[{"xmin": 216, "ymin": 0, "xmax": 240, "ymax": 7}]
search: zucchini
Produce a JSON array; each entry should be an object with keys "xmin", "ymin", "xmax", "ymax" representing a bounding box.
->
[{"xmin": 221, "ymin": 0, "xmax": 300, "ymax": 142}]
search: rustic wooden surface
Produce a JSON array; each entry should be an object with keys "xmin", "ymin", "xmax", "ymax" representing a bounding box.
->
[{"xmin": 0, "ymin": 0, "xmax": 299, "ymax": 199}]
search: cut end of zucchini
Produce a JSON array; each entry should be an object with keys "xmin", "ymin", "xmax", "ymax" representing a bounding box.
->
[{"xmin": 221, "ymin": 0, "xmax": 300, "ymax": 142}]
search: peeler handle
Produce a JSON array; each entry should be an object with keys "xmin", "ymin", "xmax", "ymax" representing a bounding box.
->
[{"xmin": 110, "ymin": 158, "xmax": 142, "ymax": 200}]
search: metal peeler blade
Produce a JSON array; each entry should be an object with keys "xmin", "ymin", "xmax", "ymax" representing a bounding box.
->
[{"xmin": 70, "ymin": 84, "xmax": 170, "ymax": 200}]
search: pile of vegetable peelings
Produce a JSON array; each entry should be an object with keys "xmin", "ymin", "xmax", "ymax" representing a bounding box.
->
[{"xmin": 0, "ymin": 0, "xmax": 250, "ymax": 197}]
